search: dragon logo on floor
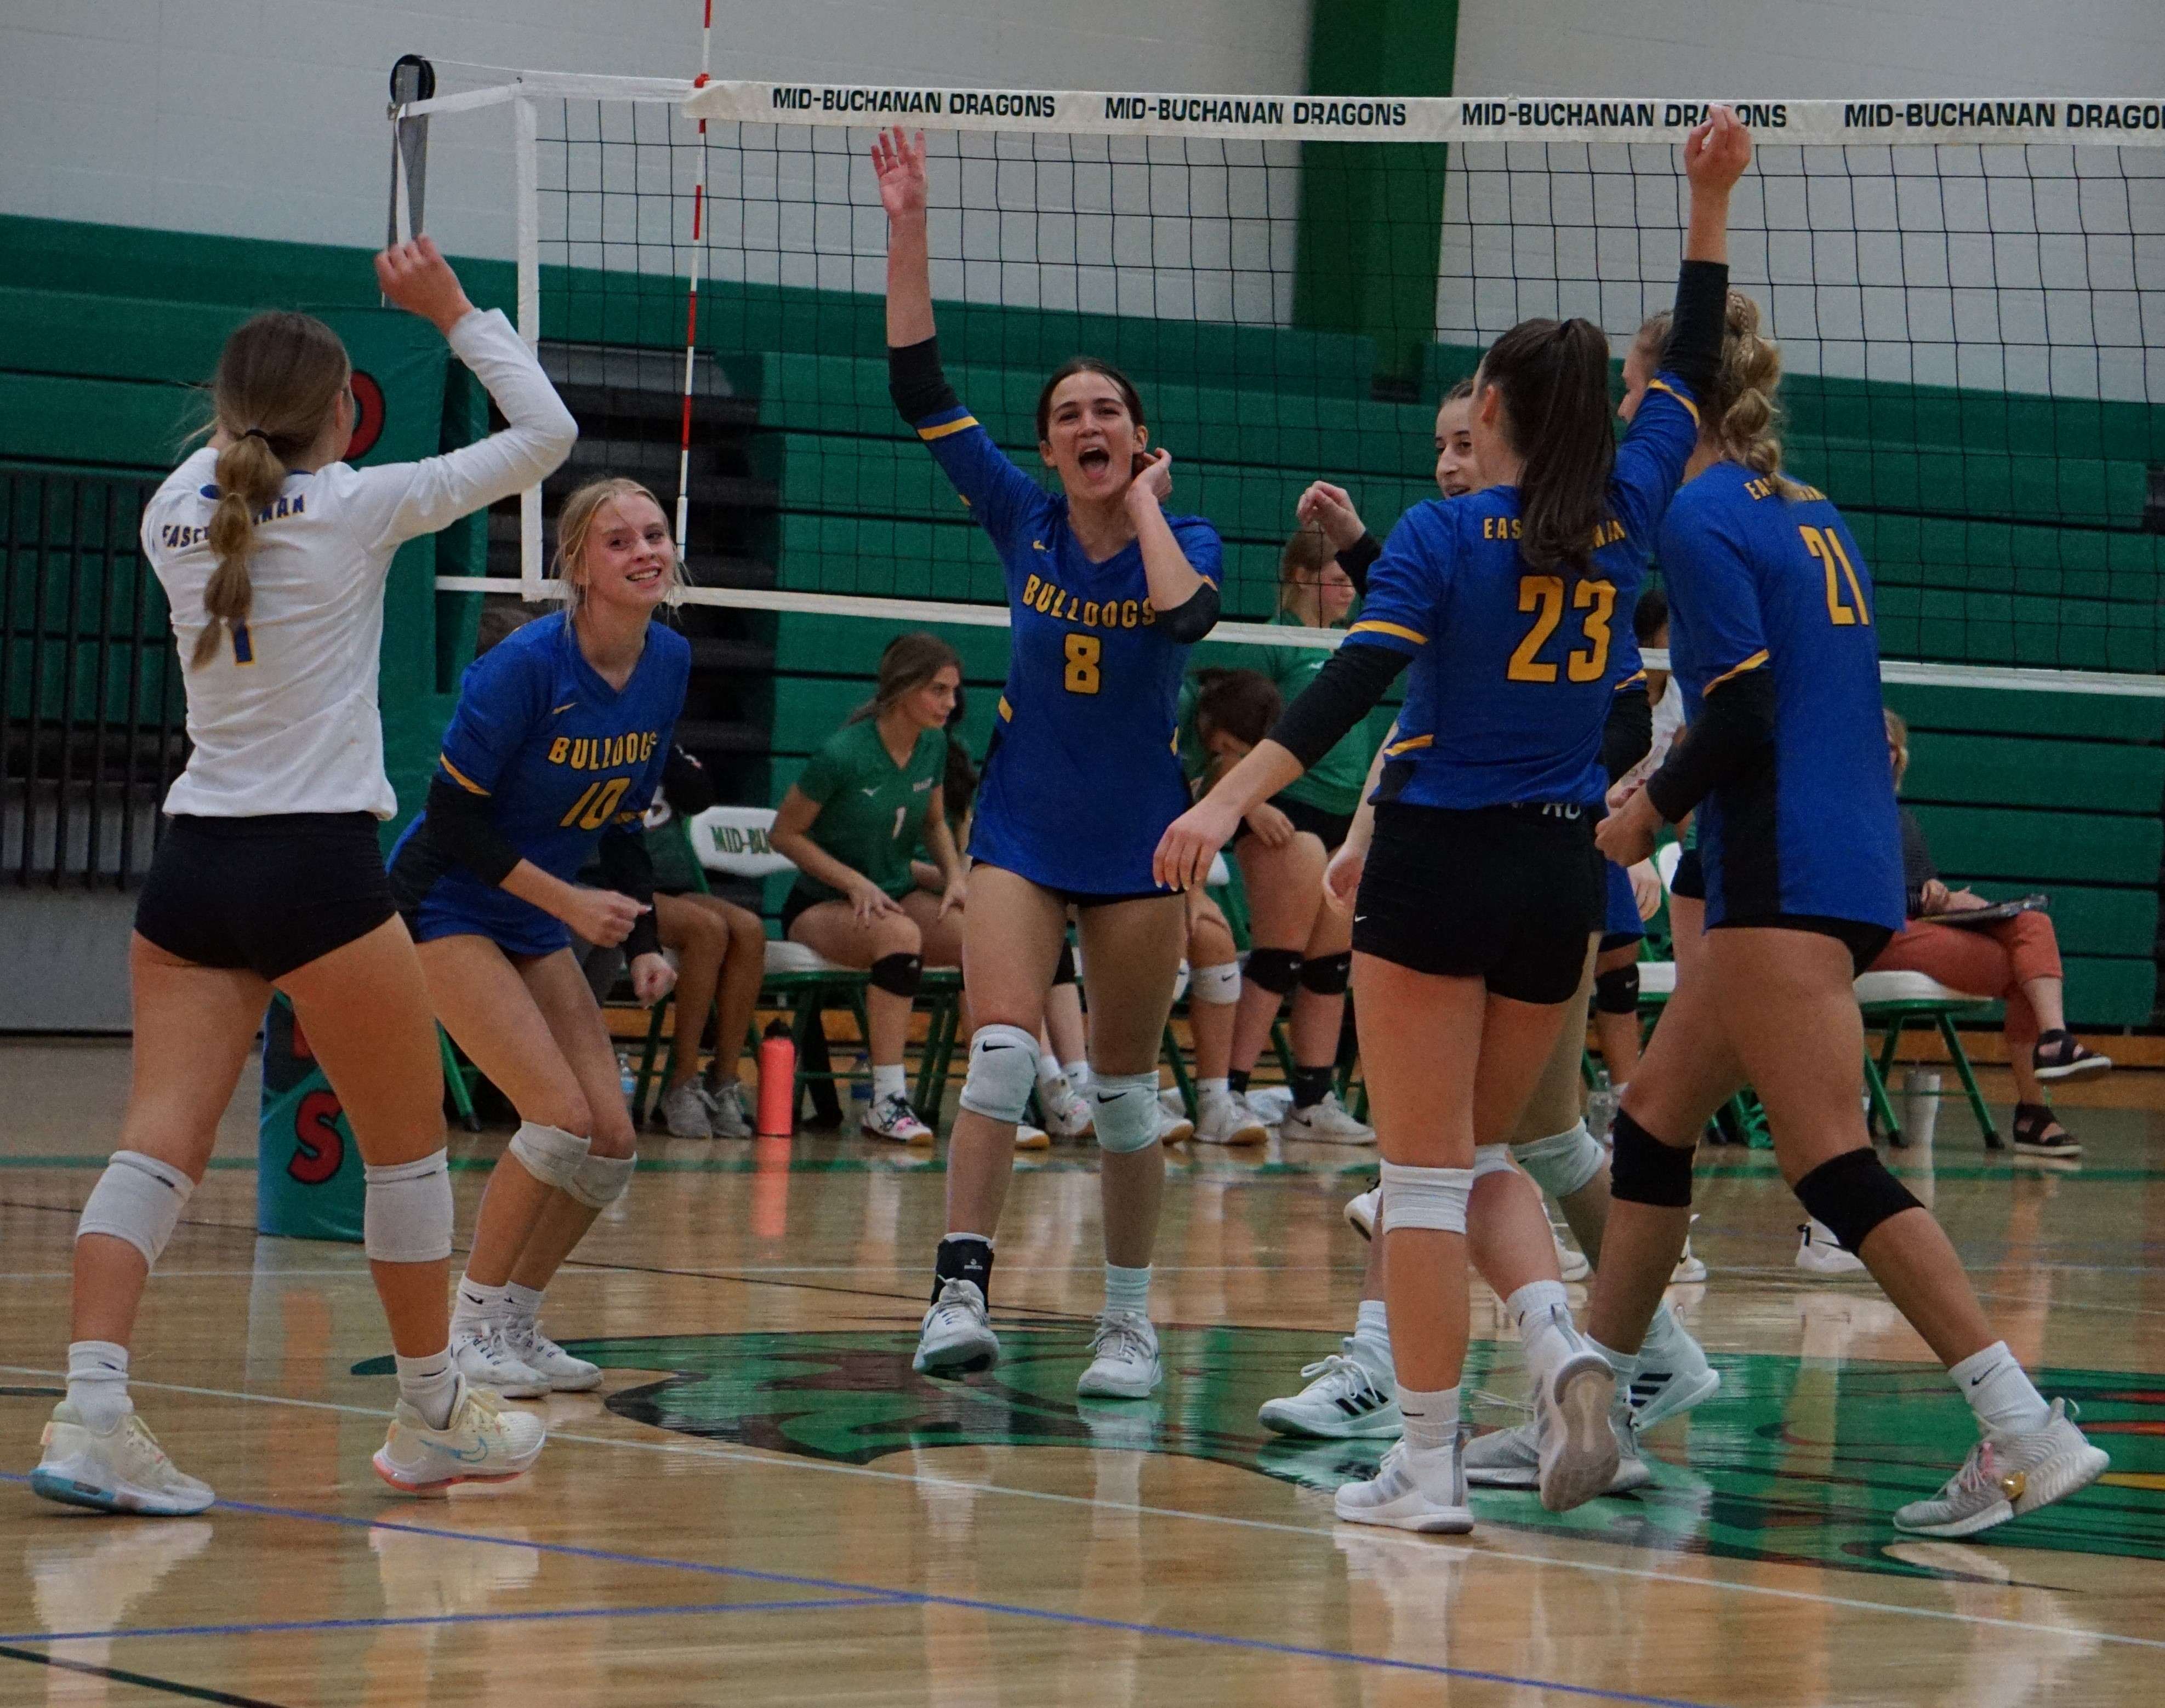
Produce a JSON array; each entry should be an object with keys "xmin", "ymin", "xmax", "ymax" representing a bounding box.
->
[{"xmin": 360, "ymin": 1322, "xmax": 2164, "ymax": 1581}]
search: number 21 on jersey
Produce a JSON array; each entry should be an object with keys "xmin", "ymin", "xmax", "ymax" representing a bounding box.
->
[
  {"xmin": 1801, "ymin": 525, "xmax": 1871, "ymax": 626},
  {"xmin": 1506, "ymin": 575, "xmax": 1614, "ymax": 683}
]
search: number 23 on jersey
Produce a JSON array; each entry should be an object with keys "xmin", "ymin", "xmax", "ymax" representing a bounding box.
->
[{"xmin": 1506, "ymin": 575, "xmax": 1615, "ymax": 684}]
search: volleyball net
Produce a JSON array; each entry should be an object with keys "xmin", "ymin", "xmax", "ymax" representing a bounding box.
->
[{"xmin": 401, "ymin": 72, "xmax": 2165, "ymax": 689}]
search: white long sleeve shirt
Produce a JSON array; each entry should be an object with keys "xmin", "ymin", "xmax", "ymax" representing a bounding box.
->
[{"xmin": 142, "ymin": 308, "xmax": 576, "ymax": 819}]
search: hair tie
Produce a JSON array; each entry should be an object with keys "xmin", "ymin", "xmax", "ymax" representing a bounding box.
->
[{"xmin": 241, "ymin": 427, "xmax": 271, "ymax": 443}]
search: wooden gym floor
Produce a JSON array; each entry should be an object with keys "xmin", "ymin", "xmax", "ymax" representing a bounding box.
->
[{"xmin": 2, "ymin": 1037, "xmax": 2162, "ymax": 1706}]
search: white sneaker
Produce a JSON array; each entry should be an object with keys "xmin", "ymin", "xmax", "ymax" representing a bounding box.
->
[
  {"xmin": 1463, "ymin": 1404, "xmax": 1653, "ymax": 1493},
  {"xmin": 1334, "ymin": 1437, "xmax": 1473, "ymax": 1533},
  {"xmin": 1155, "ymin": 1097, "xmax": 1195, "ymax": 1145},
  {"xmin": 1278, "ymin": 1092, "xmax": 1376, "ymax": 1145},
  {"xmin": 863, "ymin": 1091, "xmax": 933, "ymax": 1145},
  {"xmin": 660, "ymin": 1081, "xmax": 716, "ymax": 1139},
  {"xmin": 1796, "ymin": 1218, "xmax": 1867, "ymax": 1275},
  {"xmin": 32, "ymin": 1404, "xmax": 215, "ymax": 1516},
  {"xmin": 1632, "ymin": 1323, "xmax": 1722, "ymax": 1431},
  {"xmin": 502, "ymin": 1322, "xmax": 603, "ymax": 1393},
  {"xmin": 1535, "ymin": 1334, "xmax": 1620, "ymax": 1513},
  {"xmin": 1554, "ymin": 1225, "xmax": 1590, "ymax": 1281},
  {"xmin": 1013, "ymin": 1121, "xmax": 1051, "ymax": 1152},
  {"xmin": 451, "ymin": 1323, "xmax": 550, "ymax": 1400},
  {"xmin": 372, "ymin": 1376, "xmax": 546, "ymax": 1495},
  {"xmin": 706, "ymin": 1079, "xmax": 753, "ymax": 1139},
  {"xmin": 1672, "ymin": 1214, "xmax": 1708, "ymax": 1283},
  {"xmin": 1077, "ymin": 1310, "xmax": 1161, "ymax": 1398},
  {"xmin": 1893, "ymin": 1400, "xmax": 2109, "ymax": 1538},
  {"xmin": 1344, "ymin": 1184, "xmax": 1379, "ymax": 1241},
  {"xmin": 1039, "ymin": 1075, "xmax": 1095, "ymax": 1140},
  {"xmin": 1193, "ymin": 1089, "xmax": 1269, "ymax": 1145},
  {"xmin": 914, "ymin": 1278, "xmax": 1000, "ymax": 1375},
  {"xmin": 1257, "ymin": 1343, "xmax": 1400, "ymax": 1439}
]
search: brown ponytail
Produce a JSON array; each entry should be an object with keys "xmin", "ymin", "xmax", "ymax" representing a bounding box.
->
[
  {"xmin": 1476, "ymin": 317, "xmax": 1616, "ymax": 576},
  {"xmin": 1636, "ymin": 295, "xmax": 1803, "ymax": 497},
  {"xmin": 196, "ymin": 312, "xmax": 351, "ymax": 667},
  {"xmin": 848, "ymin": 631, "xmax": 962, "ymax": 724}
]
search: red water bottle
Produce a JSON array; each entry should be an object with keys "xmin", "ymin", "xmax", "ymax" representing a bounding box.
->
[{"xmin": 756, "ymin": 1020, "xmax": 796, "ymax": 1137}]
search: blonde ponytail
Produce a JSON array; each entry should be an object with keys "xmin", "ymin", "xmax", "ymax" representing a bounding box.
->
[
  {"xmin": 1712, "ymin": 292, "xmax": 1805, "ymax": 499},
  {"xmin": 193, "ymin": 312, "xmax": 351, "ymax": 667}
]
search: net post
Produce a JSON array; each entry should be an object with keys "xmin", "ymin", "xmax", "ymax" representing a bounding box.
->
[{"xmin": 514, "ymin": 90, "xmax": 545, "ymax": 599}]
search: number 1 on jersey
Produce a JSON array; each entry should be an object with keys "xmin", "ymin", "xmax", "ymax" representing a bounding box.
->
[
  {"xmin": 1801, "ymin": 525, "xmax": 1871, "ymax": 626},
  {"xmin": 1064, "ymin": 633, "xmax": 1102, "ymax": 694}
]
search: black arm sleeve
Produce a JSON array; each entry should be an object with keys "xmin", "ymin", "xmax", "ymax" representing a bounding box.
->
[
  {"xmin": 1337, "ymin": 532, "xmax": 1383, "ymax": 597},
  {"xmin": 889, "ymin": 335, "xmax": 960, "ymax": 425},
  {"xmin": 1643, "ymin": 668, "xmax": 1775, "ymax": 823},
  {"xmin": 422, "ymin": 774, "xmax": 522, "ymax": 888},
  {"xmin": 1898, "ymin": 807, "xmax": 1938, "ymax": 917},
  {"xmin": 1156, "ymin": 580, "xmax": 1221, "ymax": 644},
  {"xmin": 598, "ymin": 827, "xmax": 662, "ymax": 961},
  {"xmin": 1661, "ymin": 259, "xmax": 1731, "ymax": 404},
  {"xmin": 1268, "ymin": 642, "xmax": 1410, "ymax": 770},
  {"xmin": 1602, "ymin": 687, "xmax": 1654, "ymax": 784},
  {"xmin": 662, "ymin": 744, "xmax": 718, "ymax": 815}
]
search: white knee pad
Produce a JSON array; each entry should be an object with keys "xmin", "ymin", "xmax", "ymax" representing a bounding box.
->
[
  {"xmin": 1472, "ymin": 1143, "xmax": 1517, "ymax": 1181},
  {"xmin": 363, "ymin": 1150, "xmax": 454, "ymax": 1264},
  {"xmin": 1092, "ymin": 1072, "xmax": 1161, "ymax": 1154},
  {"xmin": 1380, "ymin": 1160, "xmax": 1474, "ymax": 1234},
  {"xmin": 508, "ymin": 1120, "xmax": 590, "ymax": 1192},
  {"xmin": 1188, "ymin": 961, "xmax": 1241, "ymax": 1006},
  {"xmin": 76, "ymin": 1150, "xmax": 194, "ymax": 1266},
  {"xmin": 958, "ymin": 1024, "xmax": 1040, "ymax": 1123},
  {"xmin": 1514, "ymin": 1122, "xmax": 1606, "ymax": 1201},
  {"xmin": 566, "ymin": 1149, "xmax": 635, "ymax": 1210}
]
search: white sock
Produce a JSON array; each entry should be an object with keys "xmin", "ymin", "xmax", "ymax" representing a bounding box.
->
[
  {"xmin": 1064, "ymin": 1060, "xmax": 1091, "ymax": 1095},
  {"xmin": 453, "ymin": 1275, "xmax": 507, "ymax": 1333},
  {"xmin": 1103, "ymin": 1262, "xmax": 1151, "ymax": 1317},
  {"xmin": 1351, "ymin": 1299, "xmax": 1392, "ymax": 1371},
  {"xmin": 1197, "ymin": 1076, "xmax": 1229, "ymax": 1102},
  {"xmin": 1508, "ymin": 1279, "xmax": 1575, "ymax": 1385},
  {"xmin": 1398, "ymin": 1383, "xmax": 1460, "ymax": 1452},
  {"xmin": 871, "ymin": 1062, "xmax": 908, "ymax": 1102},
  {"xmin": 395, "ymin": 1347, "xmax": 460, "ymax": 1430},
  {"xmin": 503, "ymin": 1283, "xmax": 545, "ymax": 1331},
  {"xmin": 1591, "ymin": 1335, "xmax": 1641, "ymax": 1389},
  {"xmin": 1640, "ymin": 1301, "xmax": 1685, "ymax": 1365},
  {"xmin": 66, "ymin": 1340, "xmax": 132, "ymax": 1435},
  {"xmin": 1950, "ymin": 1340, "xmax": 2052, "ymax": 1436},
  {"xmin": 1038, "ymin": 1050, "xmax": 1066, "ymax": 1089}
]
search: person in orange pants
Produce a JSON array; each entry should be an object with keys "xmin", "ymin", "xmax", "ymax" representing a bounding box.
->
[{"xmin": 1870, "ymin": 709, "xmax": 2109, "ymax": 1158}]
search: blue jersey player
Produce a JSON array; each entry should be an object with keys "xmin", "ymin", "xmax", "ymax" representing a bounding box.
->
[
  {"xmin": 1162, "ymin": 108, "xmax": 1754, "ymax": 1534},
  {"xmin": 872, "ymin": 127, "xmax": 1223, "ymax": 1399},
  {"xmin": 389, "ymin": 477, "xmax": 691, "ymax": 1403},
  {"xmin": 1591, "ymin": 294, "xmax": 2107, "ymax": 1538}
]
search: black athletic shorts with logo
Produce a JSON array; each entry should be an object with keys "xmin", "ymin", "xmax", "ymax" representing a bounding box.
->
[
  {"xmin": 1352, "ymin": 800, "xmax": 1602, "ymax": 1004},
  {"xmin": 135, "ymin": 813, "xmax": 397, "ymax": 981}
]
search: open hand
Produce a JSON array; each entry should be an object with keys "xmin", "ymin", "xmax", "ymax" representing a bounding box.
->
[
  {"xmin": 1153, "ymin": 796, "xmax": 1241, "ymax": 891},
  {"xmin": 870, "ymin": 127, "xmax": 928, "ymax": 221},
  {"xmin": 1244, "ymin": 802, "xmax": 1294, "ymax": 849},
  {"xmin": 1323, "ymin": 840, "xmax": 1366, "ymax": 913}
]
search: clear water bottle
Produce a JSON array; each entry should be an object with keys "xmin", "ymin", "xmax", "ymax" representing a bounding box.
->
[
  {"xmin": 618, "ymin": 1050, "xmax": 637, "ymax": 1110},
  {"xmin": 846, "ymin": 1052, "xmax": 872, "ymax": 1122},
  {"xmin": 1585, "ymin": 1070, "xmax": 1617, "ymax": 1145}
]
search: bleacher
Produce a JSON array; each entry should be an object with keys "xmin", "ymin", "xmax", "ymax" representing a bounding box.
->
[{"xmin": 2, "ymin": 212, "xmax": 2158, "ymax": 1023}]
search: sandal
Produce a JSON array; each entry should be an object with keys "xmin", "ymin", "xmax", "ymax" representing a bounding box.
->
[
  {"xmin": 2033, "ymin": 1030, "xmax": 2111, "ymax": 1083},
  {"xmin": 2011, "ymin": 1102, "xmax": 2081, "ymax": 1159}
]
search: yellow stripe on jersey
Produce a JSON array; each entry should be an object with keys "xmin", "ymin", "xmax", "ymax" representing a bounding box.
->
[
  {"xmin": 1349, "ymin": 620, "xmax": 1428, "ymax": 646},
  {"xmin": 1614, "ymin": 669, "xmax": 1648, "ymax": 691},
  {"xmin": 438, "ymin": 754, "xmax": 489, "ymax": 796},
  {"xmin": 998, "ymin": 695, "xmax": 1013, "ymax": 721},
  {"xmin": 1384, "ymin": 733, "xmax": 1434, "ymax": 757},
  {"xmin": 918, "ymin": 415, "xmax": 979, "ymax": 441},
  {"xmin": 1703, "ymin": 649, "xmax": 1770, "ymax": 694},
  {"xmin": 1646, "ymin": 379, "xmax": 1699, "ymax": 426}
]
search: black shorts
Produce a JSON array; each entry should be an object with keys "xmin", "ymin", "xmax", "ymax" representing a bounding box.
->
[
  {"xmin": 1710, "ymin": 913, "xmax": 1894, "ymax": 978},
  {"xmin": 1235, "ymin": 794, "xmax": 1358, "ymax": 855},
  {"xmin": 1352, "ymin": 801, "xmax": 1601, "ymax": 1004},
  {"xmin": 135, "ymin": 813, "xmax": 397, "ymax": 981},
  {"xmin": 779, "ymin": 882, "xmax": 915, "ymax": 939},
  {"xmin": 1670, "ymin": 846, "xmax": 1705, "ymax": 900}
]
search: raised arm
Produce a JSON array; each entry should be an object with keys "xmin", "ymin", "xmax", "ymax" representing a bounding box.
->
[{"xmin": 875, "ymin": 128, "xmax": 935, "ymax": 348}]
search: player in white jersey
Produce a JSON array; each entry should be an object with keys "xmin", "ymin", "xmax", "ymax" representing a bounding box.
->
[{"xmin": 31, "ymin": 239, "xmax": 577, "ymax": 1516}]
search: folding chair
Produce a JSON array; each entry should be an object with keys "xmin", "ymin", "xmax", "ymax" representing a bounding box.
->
[{"xmin": 1852, "ymin": 970, "xmax": 2002, "ymax": 1150}]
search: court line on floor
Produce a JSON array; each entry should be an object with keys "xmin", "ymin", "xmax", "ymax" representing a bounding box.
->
[
  {"xmin": 0, "ymin": 1594, "xmax": 898, "ymax": 1646},
  {"xmin": 0, "ymin": 1481, "xmax": 1736, "ymax": 1708},
  {"xmin": 0, "ymin": 1642, "xmax": 289, "ymax": 1708},
  {"xmin": 6, "ymin": 1363, "xmax": 2151, "ymax": 1654}
]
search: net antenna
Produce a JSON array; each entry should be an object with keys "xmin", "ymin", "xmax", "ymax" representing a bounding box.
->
[
  {"xmin": 385, "ymin": 54, "xmax": 435, "ymax": 253},
  {"xmin": 674, "ymin": 3, "xmax": 718, "ymax": 551}
]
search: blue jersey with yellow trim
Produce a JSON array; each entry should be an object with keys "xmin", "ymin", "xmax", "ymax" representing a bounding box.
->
[
  {"xmin": 389, "ymin": 612, "xmax": 690, "ymax": 953},
  {"xmin": 1348, "ymin": 376, "xmax": 1700, "ymax": 810},
  {"xmin": 910, "ymin": 399, "xmax": 1223, "ymax": 893},
  {"xmin": 1659, "ymin": 460, "xmax": 1902, "ymax": 930}
]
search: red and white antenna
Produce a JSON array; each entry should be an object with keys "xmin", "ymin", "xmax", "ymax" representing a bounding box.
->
[{"xmin": 674, "ymin": 0, "xmax": 715, "ymax": 550}]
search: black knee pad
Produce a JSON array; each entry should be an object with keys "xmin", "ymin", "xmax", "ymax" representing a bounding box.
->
[
  {"xmin": 1609, "ymin": 1108, "xmax": 1697, "ymax": 1207},
  {"xmin": 1297, "ymin": 950, "xmax": 1351, "ymax": 996},
  {"xmin": 1051, "ymin": 941, "xmax": 1077, "ymax": 986},
  {"xmin": 1245, "ymin": 947, "xmax": 1304, "ymax": 995},
  {"xmin": 1594, "ymin": 963, "xmax": 1640, "ymax": 1016},
  {"xmin": 869, "ymin": 952, "xmax": 924, "ymax": 997},
  {"xmin": 1793, "ymin": 1146, "xmax": 1921, "ymax": 1257}
]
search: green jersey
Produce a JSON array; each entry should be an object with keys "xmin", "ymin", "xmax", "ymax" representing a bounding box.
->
[
  {"xmin": 1251, "ymin": 610, "xmax": 1377, "ymax": 816},
  {"xmin": 792, "ymin": 718, "xmax": 945, "ymax": 902}
]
